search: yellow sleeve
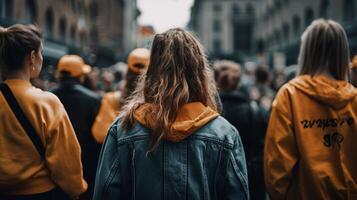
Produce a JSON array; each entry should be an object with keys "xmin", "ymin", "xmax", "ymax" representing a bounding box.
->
[
  {"xmin": 45, "ymin": 102, "xmax": 87, "ymax": 198},
  {"xmin": 264, "ymin": 87, "xmax": 298, "ymax": 199},
  {"xmin": 92, "ymin": 92, "xmax": 120, "ymax": 143}
]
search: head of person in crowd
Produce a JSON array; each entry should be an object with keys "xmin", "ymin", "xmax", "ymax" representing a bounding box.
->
[
  {"xmin": 255, "ymin": 64, "xmax": 271, "ymax": 85},
  {"xmin": 121, "ymin": 28, "xmax": 219, "ymax": 150},
  {"xmin": 351, "ymin": 55, "xmax": 357, "ymax": 87},
  {"xmin": 82, "ymin": 64, "xmax": 97, "ymax": 91},
  {"xmin": 213, "ymin": 60, "xmax": 241, "ymax": 92},
  {"xmin": 122, "ymin": 48, "xmax": 150, "ymax": 99},
  {"xmin": 0, "ymin": 24, "xmax": 43, "ymax": 80},
  {"xmin": 285, "ymin": 65, "xmax": 300, "ymax": 83},
  {"xmin": 299, "ymin": 19, "xmax": 350, "ymax": 80},
  {"xmin": 56, "ymin": 54, "xmax": 87, "ymax": 83}
]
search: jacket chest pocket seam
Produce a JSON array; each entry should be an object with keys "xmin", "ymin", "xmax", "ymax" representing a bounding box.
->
[
  {"xmin": 214, "ymin": 147, "xmax": 223, "ymax": 200},
  {"xmin": 103, "ymin": 155, "xmax": 120, "ymax": 198},
  {"xmin": 230, "ymin": 154, "xmax": 249, "ymax": 199},
  {"xmin": 202, "ymin": 142, "xmax": 209, "ymax": 200},
  {"xmin": 129, "ymin": 142, "xmax": 136, "ymax": 200}
]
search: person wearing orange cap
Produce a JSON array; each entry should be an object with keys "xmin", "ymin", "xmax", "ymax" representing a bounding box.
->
[
  {"xmin": 50, "ymin": 55, "xmax": 102, "ymax": 200},
  {"xmin": 91, "ymin": 48, "xmax": 150, "ymax": 144},
  {"xmin": 351, "ymin": 55, "xmax": 357, "ymax": 87}
]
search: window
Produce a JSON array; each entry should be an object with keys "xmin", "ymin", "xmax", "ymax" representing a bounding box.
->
[
  {"xmin": 343, "ymin": 0, "xmax": 355, "ymax": 21},
  {"xmin": 246, "ymin": 4, "xmax": 254, "ymax": 16},
  {"xmin": 233, "ymin": 21, "xmax": 253, "ymax": 52},
  {"xmin": 90, "ymin": 27, "xmax": 98, "ymax": 43},
  {"xmin": 45, "ymin": 8, "xmax": 54, "ymax": 38},
  {"xmin": 319, "ymin": 0, "xmax": 331, "ymax": 18},
  {"xmin": 275, "ymin": 30, "xmax": 281, "ymax": 46},
  {"xmin": 70, "ymin": 25, "xmax": 76, "ymax": 44},
  {"xmin": 293, "ymin": 15, "xmax": 301, "ymax": 36},
  {"xmin": 283, "ymin": 23, "xmax": 290, "ymax": 42},
  {"xmin": 274, "ymin": 0, "xmax": 282, "ymax": 11},
  {"xmin": 213, "ymin": 20, "xmax": 221, "ymax": 33},
  {"xmin": 213, "ymin": 39, "xmax": 222, "ymax": 53},
  {"xmin": 3, "ymin": 0, "xmax": 13, "ymax": 19},
  {"xmin": 90, "ymin": 2, "xmax": 98, "ymax": 20},
  {"xmin": 25, "ymin": 0, "xmax": 37, "ymax": 23},
  {"xmin": 59, "ymin": 17, "xmax": 67, "ymax": 42},
  {"xmin": 232, "ymin": 5, "xmax": 240, "ymax": 16},
  {"xmin": 213, "ymin": 4, "xmax": 221, "ymax": 13},
  {"xmin": 304, "ymin": 7, "xmax": 314, "ymax": 27}
]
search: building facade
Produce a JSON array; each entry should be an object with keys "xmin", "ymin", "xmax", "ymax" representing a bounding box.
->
[
  {"xmin": 254, "ymin": 0, "xmax": 357, "ymax": 65},
  {"xmin": 0, "ymin": 0, "xmax": 138, "ymax": 67},
  {"xmin": 189, "ymin": 0, "xmax": 258, "ymax": 61},
  {"xmin": 190, "ymin": 0, "xmax": 357, "ymax": 66}
]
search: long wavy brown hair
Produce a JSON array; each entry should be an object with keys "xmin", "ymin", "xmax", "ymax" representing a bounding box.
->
[{"xmin": 121, "ymin": 28, "xmax": 219, "ymax": 150}]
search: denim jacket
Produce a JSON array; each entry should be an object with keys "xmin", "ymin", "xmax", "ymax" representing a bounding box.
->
[{"xmin": 93, "ymin": 103, "xmax": 249, "ymax": 200}]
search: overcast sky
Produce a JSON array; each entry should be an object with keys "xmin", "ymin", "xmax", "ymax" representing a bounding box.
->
[{"xmin": 137, "ymin": 0, "xmax": 194, "ymax": 33}]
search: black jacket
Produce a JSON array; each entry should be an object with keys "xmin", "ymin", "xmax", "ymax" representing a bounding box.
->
[
  {"xmin": 220, "ymin": 90, "xmax": 267, "ymax": 200},
  {"xmin": 51, "ymin": 79, "xmax": 101, "ymax": 200}
]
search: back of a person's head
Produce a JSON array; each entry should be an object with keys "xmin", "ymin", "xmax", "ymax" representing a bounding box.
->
[
  {"xmin": 0, "ymin": 24, "xmax": 42, "ymax": 73},
  {"xmin": 123, "ymin": 48, "xmax": 151, "ymax": 99},
  {"xmin": 255, "ymin": 65, "xmax": 270, "ymax": 84},
  {"xmin": 299, "ymin": 19, "xmax": 350, "ymax": 80},
  {"xmin": 127, "ymin": 48, "xmax": 150, "ymax": 75},
  {"xmin": 122, "ymin": 28, "xmax": 218, "ymax": 149},
  {"xmin": 56, "ymin": 54, "xmax": 86, "ymax": 82},
  {"xmin": 213, "ymin": 60, "xmax": 241, "ymax": 91}
]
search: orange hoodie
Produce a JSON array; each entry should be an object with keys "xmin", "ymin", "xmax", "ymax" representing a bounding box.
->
[
  {"xmin": 264, "ymin": 75, "xmax": 357, "ymax": 199},
  {"xmin": 92, "ymin": 91, "xmax": 121, "ymax": 143},
  {"xmin": 0, "ymin": 79, "xmax": 87, "ymax": 197},
  {"xmin": 134, "ymin": 102, "xmax": 219, "ymax": 142}
]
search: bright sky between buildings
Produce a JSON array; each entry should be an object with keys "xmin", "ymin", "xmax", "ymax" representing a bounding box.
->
[{"xmin": 137, "ymin": 0, "xmax": 194, "ymax": 33}]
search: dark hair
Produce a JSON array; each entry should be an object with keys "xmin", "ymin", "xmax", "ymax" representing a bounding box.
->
[
  {"xmin": 121, "ymin": 71, "xmax": 140, "ymax": 101},
  {"xmin": 213, "ymin": 60, "xmax": 241, "ymax": 91},
  {"xmin": 255, "ymin": 65, "xmax": 270, "ymax": 84},
  {"xmin": 299, "ymin": 19, "xmax": 350, "ymax": 80},
  {"xmin": 0, "ymin": 24, "xmax": 42, "ymax": 72},
  {"xmin": 82, "ymin": 74, "xmax": 97, "ymax": 91}
]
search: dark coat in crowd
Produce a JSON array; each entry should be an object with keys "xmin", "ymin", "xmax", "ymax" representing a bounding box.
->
[
  {"xmin": 51, "ymin": 79, "xmax": 102, "ymax": 200},
  {"xmin": 220, "ymin": 90, "xmax": 268, "ymax": 200}
]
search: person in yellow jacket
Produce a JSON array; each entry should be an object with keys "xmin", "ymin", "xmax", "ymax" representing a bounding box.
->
[
  {"xmin": 0, "ymin": 25, "xmax": 87, "ymax": 199},
  {"xmin": 264, "ymin": 19, "xmax": 357, "ymax": 199},
  {"xmin": 91, "ymin": 48, "xmax": 150, "ymax": 143}
]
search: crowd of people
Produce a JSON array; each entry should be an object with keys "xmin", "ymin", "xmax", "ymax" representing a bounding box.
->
[{"xmin": 0, "ymin": 18, "xmax": 357, "ymax": 200}]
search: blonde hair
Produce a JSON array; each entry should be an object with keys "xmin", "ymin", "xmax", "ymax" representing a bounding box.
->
[
  {"xmin": 121, "ymin": 28, "xmax": 218, "ymax": 150},
  {"xmin": 299, "ymin": 19, "xmax": 350, "ymax": 80}
]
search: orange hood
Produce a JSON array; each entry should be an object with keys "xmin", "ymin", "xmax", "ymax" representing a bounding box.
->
[
  {"xmin": 134, "ymin": 102, "xmax": 219, "ymax": 142},
  {"xmin": 289, "ymin": 75, "xmax": 357, "ymax": 109}
]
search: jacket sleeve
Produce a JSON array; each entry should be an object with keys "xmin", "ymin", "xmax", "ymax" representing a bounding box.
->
[
  {"xmin": 45, "ymin": 103, "xmax": 88, "ymax": 198},
  {"xmin": 92, "ymin": 93, "xmax": 120, "ymax": 144},
  {"xmin": 93, "ymin": 125, "xmax": 121, "ymax": 200},
  {"xmin": 224, "ymin": 127, "xmax": 249, "ymax": 200},
  {"xmin": 264, "ymin": 88, "xmax": 298, "ymax": 199}
]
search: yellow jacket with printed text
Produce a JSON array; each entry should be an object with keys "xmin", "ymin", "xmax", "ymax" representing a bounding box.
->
[{"xmin": 264, "ymin": 75, "xmax": 357, "ymax": 200}]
